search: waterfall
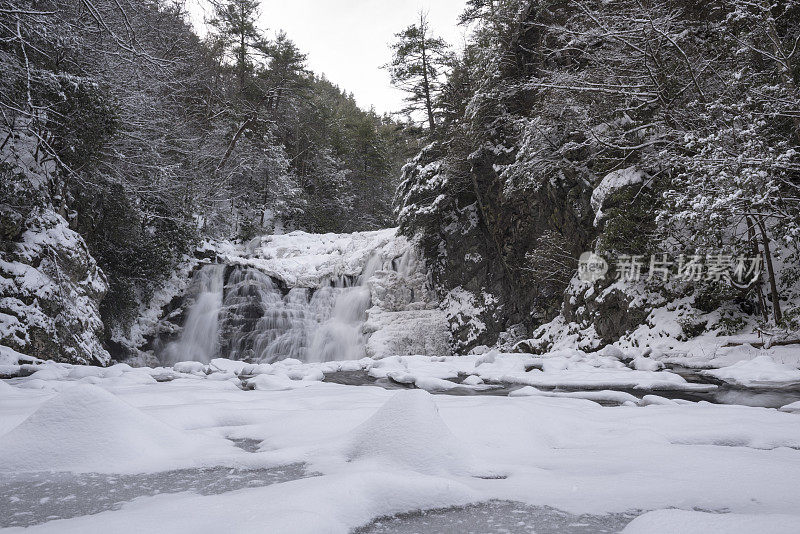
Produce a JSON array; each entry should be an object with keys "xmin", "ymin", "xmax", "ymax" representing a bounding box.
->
[
  {"xmin": 221, "ymin": 267, "xmax": 374, "ymax": 363},
  {"xmin": 163, "ymin": 263, "xmax": 376, "ymax": 364},
  {"xmin": 155, "ymin": 230, "xmax": 451, "ymax": 365},
  {"xmin": 163, "ymin": 264, "xmax": 225, "ymax": 364}
]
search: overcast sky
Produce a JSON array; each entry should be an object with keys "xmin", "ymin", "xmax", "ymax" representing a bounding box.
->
[{"xmin": 189, "ymin": 0, "xmax": 468, "ymax": 115}]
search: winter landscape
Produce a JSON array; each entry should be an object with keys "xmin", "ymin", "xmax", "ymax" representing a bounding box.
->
[{"xmin": 2, "ymin": 0, "xmax": 800, "ymax": 533}]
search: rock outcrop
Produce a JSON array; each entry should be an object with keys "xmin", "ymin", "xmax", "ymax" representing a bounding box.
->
[{"xmin": 1, "ymin": 129, "xmax": 109, "ymax": 365}]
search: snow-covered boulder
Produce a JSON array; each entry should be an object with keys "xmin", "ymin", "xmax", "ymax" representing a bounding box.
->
[{"xmin": 591, "ymin": 166, "xmax": 645, "ymax": 227}]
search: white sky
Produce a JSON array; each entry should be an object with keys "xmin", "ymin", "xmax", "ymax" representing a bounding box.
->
[{"xmin": 189, "ymin": 0, "xmax": 468, "ymax": 115}]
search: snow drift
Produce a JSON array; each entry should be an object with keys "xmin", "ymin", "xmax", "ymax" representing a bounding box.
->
[{"xmin": 0, "ymin": 384, "xmax": 237, "ymax": 473}]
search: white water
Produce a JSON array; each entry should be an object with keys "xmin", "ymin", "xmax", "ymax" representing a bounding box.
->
[
  {"xmin": 220, "ymin": 267, "xmax": 372, "ymax": 363},
  {"xmin": 165, "ymin": 257, "xmax": 392, "ymax": 364},
  {"xmin": 164, "ymin": 264, "xmax": 225, "ymax": 364}
]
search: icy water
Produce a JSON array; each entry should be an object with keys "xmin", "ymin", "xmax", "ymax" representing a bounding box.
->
[
  {"xmin": 0, "ymin": 464, "xmax": 313, "ymax": 528},
  {"xmin": 322, "ymin": 370, "xmax": 800, "ymax": 408},
  {"xmin": 355, "ymin": 501, "xmax": 637, "ymax": 534}
]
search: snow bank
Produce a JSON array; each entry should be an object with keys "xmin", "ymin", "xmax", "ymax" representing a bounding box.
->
[
  {"xmin": 623, "ymin": 509, "xmax": 800, "ymax": 534},
  {"xmin": 780, "ymin": 401, "xmax": 800, "ymax": 414},
  {"xmin": 704, "ymin": 355, "xmax": 800, "ymax": 387},
  {"xmin": 0, "ymin": 384, "xmax": 237, "ymax": 473},
  {"xmin": 342, "ymin": 389, "xmax": 474, "ymax": 476}
]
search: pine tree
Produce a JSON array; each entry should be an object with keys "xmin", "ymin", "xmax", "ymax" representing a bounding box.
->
[
  {"xmin": 257, "ymin": 31, "xmax": 309, "ymax": 113},
  {"xmin": 208, "ymin": 0, "xmax": 263, "ymax": 93},
  {"xmin": 386, "ymin": 11, "xmax": 451, "ymax": 132}
]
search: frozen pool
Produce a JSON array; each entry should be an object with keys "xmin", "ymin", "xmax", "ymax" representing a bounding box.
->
[
  {"xmin": 355, "ymin": 500, "xmax": 638, "ymax": 534},
  {"xmin": 0, "ymin": 464, "xmax": 314, "ymax": 528}
]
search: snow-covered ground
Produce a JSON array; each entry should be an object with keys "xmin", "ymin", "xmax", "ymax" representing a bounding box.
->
[{"xmin": 2, "ymin": 351, "xmax": 800, "ymax": 533}]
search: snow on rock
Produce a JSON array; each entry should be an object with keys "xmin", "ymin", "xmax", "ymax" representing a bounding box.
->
[
  {"xmin": 591, "ymin": 166, "xmax": 645, "ymax": 226},
  {"xmin": 341, "ymin": 389, "xmax": 474, "ymax": 476},
  {"xmin": 247, "ymin": 374, "xmax": 302, "ymax": 391},
  {"xmin": 704, "ymin": 355, "xmax": 800, "ymax": 387},
  {"xmin": 632, "ymin": 355, "xmax": 664, "ymax": 371},
  {"xmin": 0, "ymin": 344, "xmax": 39, "ymax": 368},
  {"xmin": 641, "ymin": 395, "xmax": 679, "ymax": 406},
  {"xmin": 173, "ymin": 361, "xmax": 208, "ymax": 375},
  {"xmin": 219, "ymin": 229, "xmax": 402, "ymax": 288},
  {"xmin": 0, "ymin": 210, "xmax": 109, "ymax": 365},
  {"xmin": 469, "ymin": 350, "xmax": 712, "ymax": 392},
  {"xmin": 412, "ymin": 376, "xmax": 460, "ymax": 392},
  {"xmin": 461, "ymin": 375, "xmax": 484, "ymax": 385},
  {"xmin": 622, "ymin": 509, "xmax": 800, "ymax": 534},
  {"xmin": 508, "ymin": 386, "xmax": 640, "ymax": 405},
  {"xmin": 0, "ymin": 384, "xmax": 237, "ymax": 473}
]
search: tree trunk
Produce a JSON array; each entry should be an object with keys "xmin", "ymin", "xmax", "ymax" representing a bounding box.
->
[
  {"xmin": 419, "ymin": 15, "xmax": 436, "ymax": 132},
  {"xmin": 747, "ymin": 216, "xmax": 769, "ymax": 322},
  {"xmin": 755, "ymin": 215, "xmax": 783, "ymax": 324},
  {"xmin": 239, "ymin": 2, "xmax": 246, "ymax": 93},
  {"xmin": 760, "ymin": 1, "xmax": 800, "ymax": 145}
]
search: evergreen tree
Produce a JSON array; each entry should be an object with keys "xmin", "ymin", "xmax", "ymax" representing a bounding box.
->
[
  {"xmin": 208, "ymin": 0, "xmax": 264, "ymax": 92},
  {"xmin": 386, "ymin": 11, "xmax": 452, "ymax": 131},
  {"xmin": 257, "ymin": 31, "xmax": 309, "ymax": 113}
]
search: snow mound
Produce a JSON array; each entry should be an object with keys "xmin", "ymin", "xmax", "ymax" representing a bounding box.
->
[
  {"xmin": 0, "ymin": 384, "xmax": 232, "ymax": 473},
  {"xmin": 173, "ymin": 361, "xmax": 207, "ymax": 374},
  {"xmin": 342, "ymin": 389, "xmax": 474, "ymax": 476},
  {"xmin": 622, "ymin": 509, "xmax": 800, "ymax": 534},
  {"xmin": 704, "ymin": 355, "xmax": 800, "ymax": 387}
]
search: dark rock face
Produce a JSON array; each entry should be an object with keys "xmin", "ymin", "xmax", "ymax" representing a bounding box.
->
[
  {"xmin": 563, "ymin": 283, "xmax": 650, "ymax": 345},
  {"xmin": 399, "ymin": 142, "xmax": 595, "ymax": 352}
]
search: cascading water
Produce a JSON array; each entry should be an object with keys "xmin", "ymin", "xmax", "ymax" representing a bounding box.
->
[
  {"xmin": 163, "ymin": 264, "xmax": 225, "ymax": 364},
  {"xmin": 218, "ymin": 267, "xmax": 371, "ymax": 363},
  {"xmin": 157, "ymin": 230, "xmax": 451, "ymax": 365}
]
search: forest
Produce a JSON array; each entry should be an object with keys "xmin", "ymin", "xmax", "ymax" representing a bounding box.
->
[{"xmin": 2, "ymin": 2, "xmax": 800, "ymax": 533}]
